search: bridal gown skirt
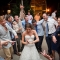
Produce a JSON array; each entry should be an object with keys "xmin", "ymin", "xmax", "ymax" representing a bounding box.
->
[{"xmin": 19, "ymin": 44, "xmax": 42, "ymax": 60}]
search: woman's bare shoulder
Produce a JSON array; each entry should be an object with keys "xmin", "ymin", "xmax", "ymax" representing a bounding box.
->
[
  {"xmin": 32, "ymin": 30, "xmax": 36, "ymax": 33},
  {"xmin": 22, "ymin": 31, "xmax": 26, "ymax": 35}
]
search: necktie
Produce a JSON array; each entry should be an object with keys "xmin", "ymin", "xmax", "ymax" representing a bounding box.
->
[
  {"xmin": 46, "ymin": 23, "xmax": 49, "ymax": 32},
  {"xmin": 46, "ymin": 22, "xmax": 49, "ymax": 36}
]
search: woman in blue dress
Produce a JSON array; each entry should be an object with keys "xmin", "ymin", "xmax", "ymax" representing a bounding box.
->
[{"xmin": 52, "ymin": 17, "xmax": 60, "ymax": 60}]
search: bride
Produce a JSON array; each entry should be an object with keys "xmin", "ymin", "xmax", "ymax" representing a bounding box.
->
[{"xmin": 19, "ymin": 23, "xmax": 42, "ymax": 60}]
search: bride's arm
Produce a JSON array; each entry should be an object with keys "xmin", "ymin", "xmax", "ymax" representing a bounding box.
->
[
  {"xmin": 21, "ymin": 32, "xmax": 28, "ymax": 45},
  {"xmin": 33, "ymin": 30, "xmax": 39, "ymax": 43}
]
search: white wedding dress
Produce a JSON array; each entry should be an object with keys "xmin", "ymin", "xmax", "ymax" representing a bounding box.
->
[{"xmin": 19, "ymin": 35, "xmax": 42, "ymax": 60}]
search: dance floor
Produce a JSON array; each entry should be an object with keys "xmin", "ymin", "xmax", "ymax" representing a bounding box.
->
[{"xmin": 0, "ymin": 37, "xmax": 59, "ymax": 60}]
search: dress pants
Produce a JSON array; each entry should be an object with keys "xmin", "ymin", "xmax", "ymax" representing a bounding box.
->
[
  {"xmin": 46, "ymin": 34, "xmax": 52, "ymax": 55},
  {"xmin": 37, "ymin": 36, "xmax": 43, "ymax": 51},
  {"xmin": 16, "ymin": 33, "xmax": 21, "ymax": 52},
  {"xmin": 12, "ymin": 38, "xmax": 17, "ymax": 54},
  {"xmin": 3, "ymin": 46, "xmax": 13, "ymax": 60}
]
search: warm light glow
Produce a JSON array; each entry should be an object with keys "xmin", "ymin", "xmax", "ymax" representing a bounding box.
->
[
  {"xmin": 47, "ymin": 9, "xmax": 49, "ymax": 11},
  {"xmin": 7, "ymin": 10, "xmax": 11, "ymax": 14},
  {"xmin": 8, "ymin": 4, "xmax": 10, "ymax": 6},
  {"xmin": 46, "ymin": 8, "xmax": 50, "ymax": 12},
  {"xmin": 31, "ymin": 5, "xmax": 35, "ymax": 7}
]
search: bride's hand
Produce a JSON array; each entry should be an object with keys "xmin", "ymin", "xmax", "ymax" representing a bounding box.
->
[
  {"xmin": 26, "ymin": 41, "xmax": 33, "ymax": 44},
  {"xmin": 28, "ymin": 41, "xmax": 34, "ymax": 44},
  {"xmin": 26, "ymin": 40, "xmax": 34, "ymax": 44},
  {"xmin": 25, "ymin": 40, "xmax": 29, "ymax": 45}
]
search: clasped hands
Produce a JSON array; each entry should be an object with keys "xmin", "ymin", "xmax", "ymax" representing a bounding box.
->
[{"xmin": 26, "ymin": 40, "xmax": 34, "ymax": 44}]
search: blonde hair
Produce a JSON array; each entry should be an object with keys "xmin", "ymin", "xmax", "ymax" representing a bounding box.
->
[{"xmin": 0, "ymin": 16, "xmax": 4, "ymax": 22}]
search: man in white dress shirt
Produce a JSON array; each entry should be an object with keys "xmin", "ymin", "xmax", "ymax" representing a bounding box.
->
[
  {"xmin": 42, "ymin": 13, "xmax": 58, "ymax": 58},
  {"xmin": 51, "ymin": 10, "xmax": 57, "ymax": 21},
  {"xmin": 14, "ymin": 15, "xmax": 24, "ymax": 52}
]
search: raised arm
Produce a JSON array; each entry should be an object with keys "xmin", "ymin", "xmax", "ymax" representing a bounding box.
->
[
  {"xmin": 5, "ymin": 23, "xmax": 18, "ymax": 38},
  {"xmin": 37, "ymin": 19, "xmax": 43, "ymax": 25},
  {"xmin": 54, "ymin": 19, "xmax": 58, "ymax": 28},
  {"xmin": 19, "ymin": 19, "xmax": 24, "ymax": 32}
]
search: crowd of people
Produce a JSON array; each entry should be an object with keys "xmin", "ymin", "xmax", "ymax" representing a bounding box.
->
[{"xmin": 0, "ymin": 10, "xmax": 60, "ymax": 60}]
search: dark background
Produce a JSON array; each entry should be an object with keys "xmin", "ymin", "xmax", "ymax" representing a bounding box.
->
[
  {"xmin": 46, "ymin": 0, "xmax": 60, "ymax": 10},
  {"xmin": 0, "ymin": 0, "xmax": 60, "ymax": 15}
]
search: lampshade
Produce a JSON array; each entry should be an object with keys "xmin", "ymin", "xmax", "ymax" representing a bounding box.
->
[{"xmin": 7, "ymin": 10, "xmax": 11, "ymax": 14}]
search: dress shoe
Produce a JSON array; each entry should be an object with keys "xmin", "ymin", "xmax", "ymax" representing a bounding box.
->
[
  {"xmin": 17, "ymin": 52, "xmax": 21, "ymax": 56},
  {"xmin": 14, "ymin": 52, "xmax": 21, "ymax": 56},
  {"xmin": 11, "ymin": 56, "xmax": 13, "ymax": 59}
]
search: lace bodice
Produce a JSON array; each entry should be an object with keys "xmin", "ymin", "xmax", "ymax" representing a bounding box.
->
[{"xmin": 25, "ymin": 35, "xmax": 34, "ymax": 42}]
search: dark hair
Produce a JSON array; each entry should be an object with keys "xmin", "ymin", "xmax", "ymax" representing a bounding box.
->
[
  {"xmin": 6, "ymin": 15, "xmax": 11, "ymax": 21},
  {"xmin": 57, "ymin": 16, "xmax": 60, "ymax": 19},
  {"xmin": 25, "ymin": 23, "xmax": 33, "ymax": 30},
  {"xmin": 43, "ymin": 12, "xmax": 48, "ymax": 16},
  {"xmin": 14, "ymin": 15, "xmax": 19, "ymax": 18},
  {"xmin": 32, "ymin": 20, "xmax": 36, "ymax": 23}
]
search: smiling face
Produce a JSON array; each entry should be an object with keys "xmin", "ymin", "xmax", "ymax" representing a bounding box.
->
[
  {"xmin": 8, "ymin": 16, "xmax": 12, "ymax": 22},
  {"xmin": 43, "ymin": 13, "xmax": 48, "ymax": 21},
  {"xmin": 14, "ymin": 16, "xmax": 19, "ymax": 22},
  {"xmin": 0, "ymin": 16, "xmax": 6, "ymax": 26},
  {"xmin": 1, "ymin": 19, "xmax": 6, "ymax": 26}
]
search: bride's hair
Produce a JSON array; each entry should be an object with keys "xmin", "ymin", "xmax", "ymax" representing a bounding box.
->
[{"xmin": 25, "ymin": 23, "xmax": 33, "ymax": 30}]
